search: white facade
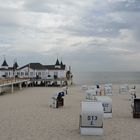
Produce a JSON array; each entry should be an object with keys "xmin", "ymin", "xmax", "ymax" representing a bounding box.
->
[
  {"xmin": 16, "ymin": 67, "xmax": 66, "ymax": 79},
  {"xmin": 0, "ymin": 69, "xmax": 67, "ymax": 79},
  {"xmin": 0, "ymin": 69, "xmax": 14, "ymax": 78},
  {"xmin": 47, "ymin": 70, "xmax": 66, "ymax": 79}
]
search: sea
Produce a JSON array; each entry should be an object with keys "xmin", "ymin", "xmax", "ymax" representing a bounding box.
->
[{"xmin": 73, "ymin": 71, "xmax": 140, "ymax": 86}]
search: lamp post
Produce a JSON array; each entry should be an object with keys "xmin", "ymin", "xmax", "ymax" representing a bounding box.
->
[{"xmin": 13, "ymin": 67, "xmax": 15, "ymax": 81}]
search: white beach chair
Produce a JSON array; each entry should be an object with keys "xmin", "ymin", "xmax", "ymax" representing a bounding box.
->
[
  {"xmin": 50, "ymin": 92, "xmax": 64, "ymax": 108},
  {"xmin": 119, "ymin": 84, "xmax": 129, "ymax": 94},
  {"xmin": 50, "ymin": 92, "xmax": 58, "ymax": 108},
  {"xmin": 129, "ymin": 88, "xmax": 136, "ymax": 101},
  {"xmin": 79, "ymin": 101, "xmax": 104, "ymax": 135},
  {"xmin": 85, "ymin": 89, "xmax": 97, "ymax": 100},
  {"xmin": 81, "ymin": 85, "xmax": 88, "ymax": 90},
  {"xmin": 96, "ymin": 96, "xmax": 112, "ymax": 118},
  {"xmin": 104, "ymin": 86, "xmax": 112, "ymax": 96}
]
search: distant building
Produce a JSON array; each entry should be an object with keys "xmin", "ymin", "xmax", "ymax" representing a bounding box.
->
[{"xmin": 0, "ymin": 58, "xmax": 71, "ymax": 81}]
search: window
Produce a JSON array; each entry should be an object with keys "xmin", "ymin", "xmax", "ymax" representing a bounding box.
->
[
  {"xmin": 21, "ymin": 72, "xmax": 24, "ymax": 76},
  {"xmin": 42, "ymin": 72, "xmax": 45, "ymax": 75},
  {"xmin": 54, "ymin": 71, "xmax": 58, "ymax": 76},
  {"xmin": 38, "ymin": 72, "xmax": 41, "ymax": 76},
  {"xmin": 25, "ymin": 72, "xmax": 28, "ymax": 76},
  {"xmin": 5, "ymin": 72, "xmax": 8, "ymax": 77},
  {"xmin": 30, "ymin": 72, "xmax": 33, "ymax": 76}
]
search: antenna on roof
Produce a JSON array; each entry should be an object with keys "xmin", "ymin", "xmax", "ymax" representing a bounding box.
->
[
  {"xmin": 13, "ymin": 58, "xmax": 16, "ymax": 63},
  {"xmin": 69, "ymin": 65, "xmax": 71, "ymax": 71},
  {"xmin": 56, "ymin": 53, "xmax": 59, "ymax": 60},
  {"xmin": 3, "ymin": 54, "xmax": 6, "ymax": 60}
]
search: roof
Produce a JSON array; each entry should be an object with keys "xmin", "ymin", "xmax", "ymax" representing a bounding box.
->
[
  {"xmin": 55, "ymin": 59, "xmax": 60, "ymax": 65},
  {"xmin": 18, "ymin": 63, "xmax": 45, "ymax": 70},
  {"xmin": 60, "ymin": 61, "xmax": 63, "ymax": 66},
  {"xmin": 0, "ymin": 67, "xmax": 13, "ymax": 71},
  {"xmin": 18, "ymin": 62, "xmax": 66, "ymax": 70},
  {"xmin": 13, "ymin": 62, "xmax": 19, "ymax": 69},
  {"xmin": 44, "ymin": 65, "xmax": 66, "ymax": 70},
  {"xmin": 1, "ymin": 60, "xmax": 8, "ymax": 67}
]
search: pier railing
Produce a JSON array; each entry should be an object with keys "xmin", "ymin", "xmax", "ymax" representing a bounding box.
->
[{"xmin": 0, "ymin": 78, "xmax": 30, "ymax": 86}]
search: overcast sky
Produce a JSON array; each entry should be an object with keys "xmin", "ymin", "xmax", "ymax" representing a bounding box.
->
[{"xmin": 0, "ymin": 0, "xmax": 140, "ymax": 72}]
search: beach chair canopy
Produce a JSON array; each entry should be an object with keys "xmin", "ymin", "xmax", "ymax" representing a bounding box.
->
[{"xmin": 81, "ymin": 101, "xmax": 103, "ymax": 113}]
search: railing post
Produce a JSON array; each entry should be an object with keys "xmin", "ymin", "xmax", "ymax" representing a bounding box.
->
[{"xmin": 11, "ymin": 84, "xmax": 13, "ymax": 93}]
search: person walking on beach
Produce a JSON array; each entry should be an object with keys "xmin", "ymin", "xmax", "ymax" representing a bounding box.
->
[{"xmin": 96, "ymin": 85, "xmax": 101, "ymax": 95}]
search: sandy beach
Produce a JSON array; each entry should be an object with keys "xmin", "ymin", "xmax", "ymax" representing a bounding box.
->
[{"xmin": 0, "ymin": 84, "xmax": 140, "ymax": 140}]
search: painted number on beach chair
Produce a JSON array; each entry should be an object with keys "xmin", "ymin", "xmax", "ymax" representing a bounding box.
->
[
  {"xmin": 87, "ymin": 116, "xmax": 97, "ymax": 125},
  {"xmin": 102, "ymin": 103, "xmax": 109, "ymax": 111}
]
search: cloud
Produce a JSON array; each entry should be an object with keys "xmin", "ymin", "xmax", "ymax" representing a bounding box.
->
[
  {"xmin": 108, "ymin": 0, "xmax": 140, "ymax": 12},
  {"xmin": 0, "ymin": 0, "xmax": 140, "ymax": 71}
]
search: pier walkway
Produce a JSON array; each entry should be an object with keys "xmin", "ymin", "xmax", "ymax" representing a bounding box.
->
[
  {"xmin": 0, "ymin": 77, "xmax": 72, "ymax": 94},
  {"xmin": 0, "ymin": 78, "xmax": 30, "ymax": 94}
]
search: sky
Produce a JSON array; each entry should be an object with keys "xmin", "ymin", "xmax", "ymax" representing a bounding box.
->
[{"xmin": 0, "ymin": 0, "xmax": 140, "ymax": 72}]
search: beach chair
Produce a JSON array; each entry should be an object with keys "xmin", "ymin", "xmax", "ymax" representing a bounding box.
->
[
  {"xmin": 96, "ymin": 96, "xmax": 112, "ymax": 118},
  {"xmin": 79, "ymin": 101, "xmax": 104, "ymax": 135},
  {"xmin": 50, "ymin": 92, "xmax": 64, "ymax": 108},
  {"xmin": 55, "ymin": 92, "xmax": 64, "ymax": 108},
  {"xmin": 81, "ymin": 85, "xmax": 88, "ymax": 90},
  {"xmin": 85, "ymin": 89, "xmax": 97, "ymax": 100},
  {"xmin": 132, "ymin": 98, "xmax": 140, "ymax": 118},
  {"xmin": 104, "ymin": 86, "xmax": 112, "ymax": 96},
  {"xmin": 50, "ymin": 96, "xmax": 57, "ymax": 108},
  {"xmin": 129, "ymin": 88, "xmax": 136, "ymax": 101},
  {"xmin": 119, "ymin": 84, "xmax": 129, "ymax": 94}
]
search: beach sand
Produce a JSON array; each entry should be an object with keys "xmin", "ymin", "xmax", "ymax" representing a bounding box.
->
[{"xmin": 0, "ymin": 84, "xmax": 140, "ymax": 140}]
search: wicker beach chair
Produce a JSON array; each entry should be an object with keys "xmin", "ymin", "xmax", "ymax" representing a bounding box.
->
[{"xmin": 132, "ymin": 98, "xmax": 140, "ymax": 118}]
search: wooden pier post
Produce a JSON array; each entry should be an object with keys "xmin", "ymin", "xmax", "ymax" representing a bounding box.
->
[
  {"xmin": 19, "ymin": 83, "xmax": 22, "ymax": 90},
  {"xmin": 26, "ymin": 82, "xmax": 28, "ymax": 88},
  {"xmin": 0, "ymin": 87, "xmax": 1, "ymax": 94},
  {"xmin": 45, "ymin": 79, "xmax": 47, "ymax": 87},
  {"xmin": 60, "ymin": 80, "xmax": 62, "ymax": 87}
]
